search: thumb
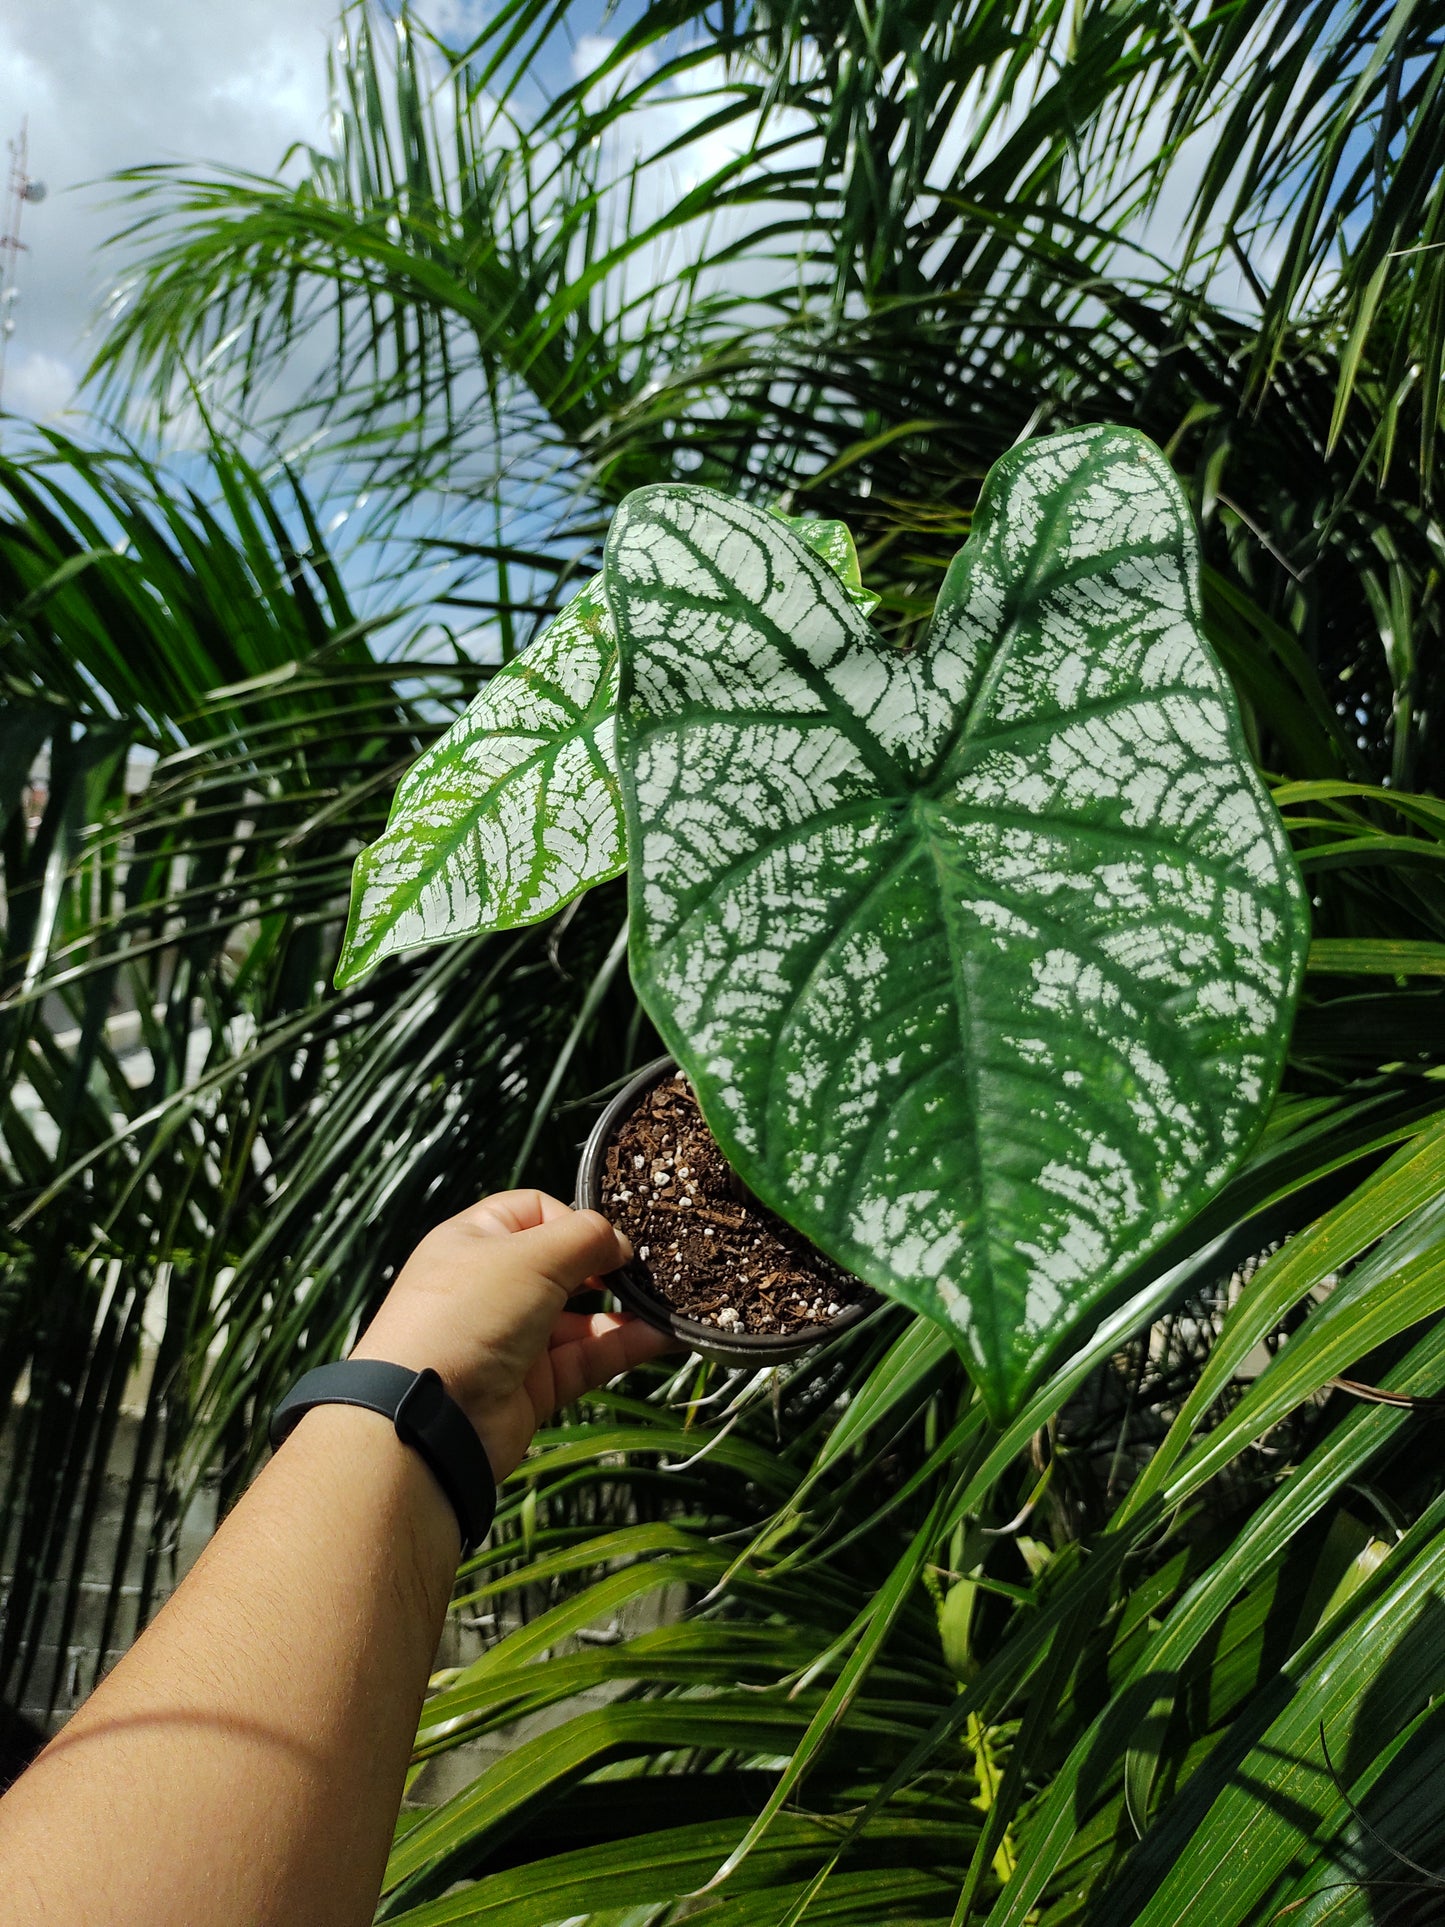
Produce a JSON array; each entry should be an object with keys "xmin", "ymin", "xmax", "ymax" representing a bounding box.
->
[{"xmin": 508, "ymin": 1207, "xmax": 632, "ymax": 1297}]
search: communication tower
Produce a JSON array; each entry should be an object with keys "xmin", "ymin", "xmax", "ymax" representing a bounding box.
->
[{"xmin": 0, "ymin": 120, "xmax": 48, "ymax": 412}]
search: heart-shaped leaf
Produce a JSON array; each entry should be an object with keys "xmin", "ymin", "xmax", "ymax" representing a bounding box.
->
[
  {"xmin": 610, "ymin": 426, "xmax": 1309, "ymax": 1416},
  {"xmin": 336, "ymin": 519, "xmax": 870, "ymax": 986},
  {"xmin": 336, "ymin": 575, "xmax": 622, "ymax": 987}
]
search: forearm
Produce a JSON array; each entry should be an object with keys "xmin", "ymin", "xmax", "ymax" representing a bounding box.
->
[
  {"xmin": 0, "ymin": 1195, "xmax": 658, "ymax": 1924},
  {"xmin": 0, "ymin": 1403, "xmax": 457, "ymax": 1927}
]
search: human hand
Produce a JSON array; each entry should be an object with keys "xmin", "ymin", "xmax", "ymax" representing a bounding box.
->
[{"xmin": 349, "ymin": 1190, "xmax": 676, "ymax": 1480}]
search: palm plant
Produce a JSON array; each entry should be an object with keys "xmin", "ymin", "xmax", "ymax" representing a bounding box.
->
[
  {"xmin": 5, "ymin": 0, "xmax": 1445, "ymax": 1918},
  {"xmin": 0, "ymin": 432, "xmax": 641, "ymax": 1714}
]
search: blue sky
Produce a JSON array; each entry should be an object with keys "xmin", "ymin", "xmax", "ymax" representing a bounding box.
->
[
  {"xmin": 0, "ymin": 0, "xmax": 646, "ymax": 422},
  {"xmin": 0, "ymin": 0, "xmax": 664, "ymax": 650},
  {"xmin": 2, "ymin": 0, "xmax": 338, "ymax": 415},
  {"xmin": 0, "ymin": 0, "xmax": 1371, "ymax": 663}
]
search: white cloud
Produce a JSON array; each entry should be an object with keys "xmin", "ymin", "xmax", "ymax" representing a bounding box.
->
[
  {"xmin": 571, "ymin": 33, "xmax": 627, "ymax": 83},
  {"xmin": 4, "ymin": 347, "xmax": 76, "ymax": 419},
  {"xmin": 0, "ymin": 8, "xmax": 807, "ymax": 446},
  {"xmin": 0, "ymin": 0, "xmax": 343, "ymax": 418}
]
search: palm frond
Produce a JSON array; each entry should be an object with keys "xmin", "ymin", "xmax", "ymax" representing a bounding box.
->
[
  {"xmin": 7, "ymin": 4, "xmax": 1445, "ymax": 1921},
  {"xmin": 0, "ymin": 428, "xmax": 647, "ymax": 1715}
]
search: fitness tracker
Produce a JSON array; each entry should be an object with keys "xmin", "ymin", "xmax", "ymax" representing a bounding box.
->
[{"xmin": 268, "ymin": 1360, "xmax": 496, "ymax": 1554}]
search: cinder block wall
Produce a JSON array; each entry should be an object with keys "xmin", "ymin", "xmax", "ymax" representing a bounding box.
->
[
  {"xmin": 0, "ymin": 1410, "xmax": 218, "ymax": 1735},
  {"xmin": 2, "ymin": 1403, "xmax": 689, "ymax": 1813}
]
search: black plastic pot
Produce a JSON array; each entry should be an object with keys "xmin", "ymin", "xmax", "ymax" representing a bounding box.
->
[{"xmin": 575, "ymin": 1054, "xmax": 874, "ymax": 1367}]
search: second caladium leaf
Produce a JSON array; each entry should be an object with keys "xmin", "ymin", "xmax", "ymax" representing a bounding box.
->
[
  {"xmin": 610, "ymin": 426, "xmax": 1309, "ymax": 1417},
  {"xmin": 336, "ymin": 518, "xmax": 869, "ymax": 986},
  {"xmin": 337, "ymin": 575, "xmax": 622, "ymax": 986}
]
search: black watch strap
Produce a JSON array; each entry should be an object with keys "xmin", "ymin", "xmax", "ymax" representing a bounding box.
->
[{"xmin": 268, "ymin": 1360, "xmax": 495, "ymax": 1555}]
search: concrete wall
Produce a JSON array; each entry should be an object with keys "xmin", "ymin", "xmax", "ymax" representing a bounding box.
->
[
  {"xmin": 1, "ymin": 1403, "xmax": 688, "ymax": 1819},
  {"xmin": 0, "ymin": 1409, "xmax": 218, "ymax": 1736}
]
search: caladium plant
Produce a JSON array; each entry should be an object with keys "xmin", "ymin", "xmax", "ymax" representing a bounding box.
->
[
  {"xmin": 340, "ymin": 425, "xmax": 1308, "ymax": 1417},
  {"xmin": 337, "ymin": 514, "xmax": 875, "ymax": 983}
]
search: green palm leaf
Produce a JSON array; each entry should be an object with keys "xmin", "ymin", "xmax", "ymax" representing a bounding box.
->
[{"xmin": 7, "ymin": 5, "xmax": 1445, "ymax": 1925}]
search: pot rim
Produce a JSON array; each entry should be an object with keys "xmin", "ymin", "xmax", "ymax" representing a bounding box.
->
[{"xmin": 574, "ymin": 1053, "xmax": 875, "ymax": 1366}]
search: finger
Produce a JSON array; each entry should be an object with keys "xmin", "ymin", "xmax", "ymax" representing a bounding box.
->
[
  {"xmin": 508, "ymin": 1208, "xmax": 632, "ymax": 1298},
  {"xmin": 450, "ymin": 1189, "xmax": 575, "ymax": 1238},
  {"xmin": 546, "ymin": 1317, "xmax": 680, "ymax": 1408},
  {"xmin": 548, "ymin": 1308, "xmax": 644, "ymax": 1344}
]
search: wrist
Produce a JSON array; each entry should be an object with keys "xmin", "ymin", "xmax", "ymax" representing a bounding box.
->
[
  {"xmin": 279, "ymin": 1402, "xmax": 462, "ymax": 1593},
  {"xmin": 273, "ymin": 1360, "xmax": 497, "ymax": 1556},
  {"xmin": 346, "ymin": 1330, "xmax": 504, "ymax": 1443},
  {"xmin": 348, "ymin": 1352, "xmax": 523, "ymax": 1487}
]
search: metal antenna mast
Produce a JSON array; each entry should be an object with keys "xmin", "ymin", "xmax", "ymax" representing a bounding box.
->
[{"xmin": 0, "ymin": 119, "xmax": 47, "ymax": 412}]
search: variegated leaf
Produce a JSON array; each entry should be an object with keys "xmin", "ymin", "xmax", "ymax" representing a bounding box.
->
[
  {"xmin": 336, "ymin": 518, "xmax": 870, "ymax": 986},
  {"xmin": 336, "ymin": 575, "xmax": 621, "ymax": 986},
  {"xmin": 610, "ymin": 427, "xmax": 1309, "ymax": 1417},
  {"xmin": 771, "ymin": 510, "xmax": 880, "ymax": 617}
]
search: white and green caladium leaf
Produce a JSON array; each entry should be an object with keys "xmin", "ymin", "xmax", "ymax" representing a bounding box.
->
[
  {"xmin": 335, "ymin": 519, "xmax": 870, "ymax": 986},
  {"xmin": 772, "ymin": 510, "xmax": 880, "ymax": 618},
  {"xmin": 609, "ymin": 426, "xmax": 1310, "ymax": 1418},
  {"xmin": 336, "ymin": 575, "xmax": 622, "ymax": 987}
]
